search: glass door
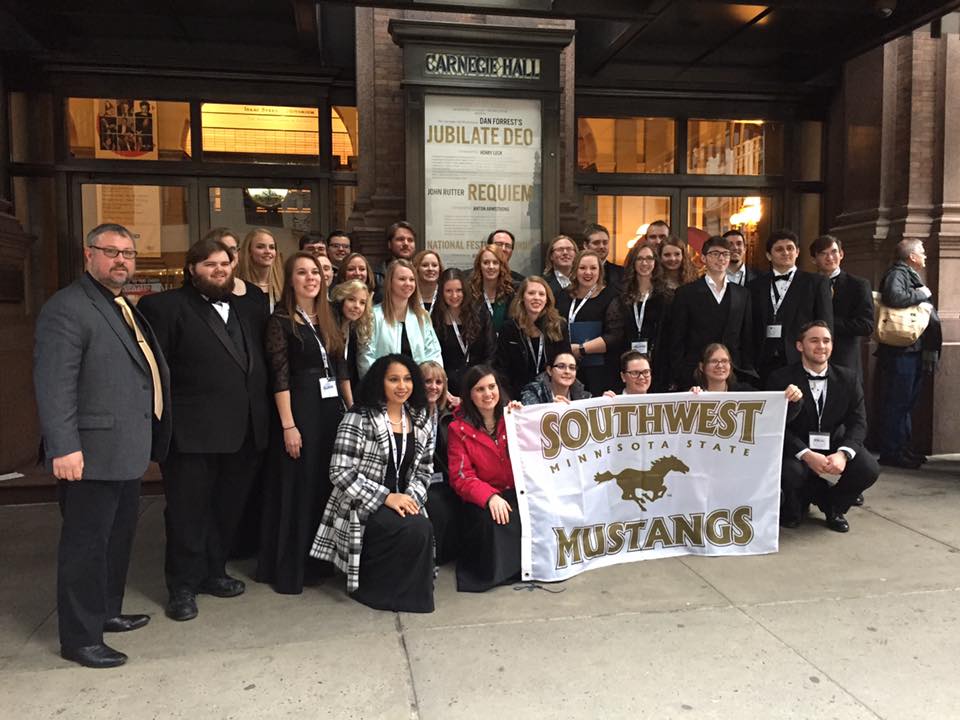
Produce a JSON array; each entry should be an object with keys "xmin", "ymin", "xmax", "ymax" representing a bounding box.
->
[{"xmin": 581, "ymin": 191, "xmax": 676, "ymax": 265}]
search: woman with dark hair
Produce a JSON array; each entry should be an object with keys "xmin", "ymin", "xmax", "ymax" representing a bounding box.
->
[
  {"xmin": 691, "ymin": 344, "xmax": 802, "ymax": 404},
  {"xmin": 432, "ymin": 267, "xmax": 495, "ymax": 396},
  {"xmin": 659, "ymin": 236, "xmax": 700, "ymax": 290},
  {"xmin": 330, "ymin": 279, "xmax": 372, "ymax": 404},
  {"xmin": 448, "ymin": 365, "xmax": 523, "ymax": 592},
  {"xmin": 257, "ymin": 252, "xmax": 347, "ymax": 594},
  {"xmin": 610, "ymin": 240, "xmax": 672, "ymax": 392},
  {"xmin": 420, "ymin": 360, "xmax": 461, "ymax": 565},
  {"xmin": 310, "ymin": 354, "xmax": 435, "ymax": 612},
  {"xmin": 468, "ymin": 245, "xmax": 515, "ymax": 334},
  {"xmin": 555, "ymin": 250, "xmax": 624, "ymax": 397},
  {"xmin": 520, "ymin": 350, "xmax": 591, "ymax": 406},
  {"xmin": 494, "ymin": 276, "xmax": 571, "ymax": 401}
]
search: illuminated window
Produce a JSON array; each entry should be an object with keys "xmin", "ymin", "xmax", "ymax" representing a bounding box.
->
[
  {"xmin": 67, "ymin": 98, "xmax": 191, "ymax": 161},
  {"xmin": 201, "ymin": 103, "xmax": 320, "ymax": 163},
  {"xmin": 208, "ymin": 186, "xmax": 313, "ymax": 260},
  {"xmin": 332, "ymin": 106, "xmax": 358, "ymax": 170},
  {"xmin": 577, "ymin": 117, "xmax": 675, "ymax": 173},
  {"xmin": 687, "ymin": 120, "xmax": 783, "ymax": 175},
  {"xmin": 582, "ymin": 194, "xmax": 672, "ymax": 264}
]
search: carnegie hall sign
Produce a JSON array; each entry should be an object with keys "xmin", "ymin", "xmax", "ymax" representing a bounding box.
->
[{"xmin": 424, "ymin": 52, "xmax": 542, "ymax": 80}]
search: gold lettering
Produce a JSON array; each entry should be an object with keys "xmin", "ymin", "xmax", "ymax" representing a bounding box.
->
[
  {"xmin": 554, "ymin": 526, "xmax": 584, "ymax": 569},
  {"xmin": 540, "ymin": 411, "xmax": 561, "ymax": 459},
  {"xmin": 731, "ymin": 506, "xmax": 754, "ymax": 545},
  {"xmin": 671, "ymin": 513, "xmax": 704, "ymax": 546},
  {"xmin": 642, "ymin": 516, "xmax": 674, "ymax": 550}
]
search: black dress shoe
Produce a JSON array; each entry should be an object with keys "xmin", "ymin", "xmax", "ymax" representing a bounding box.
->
[
  {"xmin": 853, "ymin": 494, "xmax": 865, "ymax": 507},
  {"xmin": 61, "ymin": 643, "xmax": 127, "ymax": 669},
  {"xmin": 879, "ymin": 454, "xmax": 922, "ymax": 470},
  {"xmin": 104, "ymin": 614, "xmax": 150, "ymax": 633},
  {"xmin": 824, "ymin": 509, "xmax": 850, "ymax": 533},
  {"xmin": 198, "ymin": 575, "xmax": 245, "ymax": 598},
  {"xmin": 165, "ymin": 590, "xmax": 198, "ymax": 621},
  {"xmin": 904, "ymin": 449, "xmax": 929, "ymax": 464}
]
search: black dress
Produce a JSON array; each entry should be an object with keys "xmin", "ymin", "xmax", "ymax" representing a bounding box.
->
[
  {"xmin": 611, "ymin": 290, "xmax": 672, "ymax": 393},
  {"xmin": 457, "ymin": 488, "xmax": 522, "ymax": 593},
  {"xmin": 425, "ymin": 408, "xmax": 461, "ymax": 564},
  {"xmin": 556, "ymin": 285, "xmax": 624, "ymax": 397},
  {"xmin": 353, "ymin": 428, "xmax": 435, "ymax": 613},
  {"xmin": 436, "ymin": 309, "xmax": 496, "ymax": 398},
  {"xmin": 256, "ymin": 313, "xmax": 345, "ymax": 594}
]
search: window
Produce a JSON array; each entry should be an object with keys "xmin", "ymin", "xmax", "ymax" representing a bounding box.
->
[
  {"xmin": 200, "ymin": 103, "xmax": 320, "ymax": 164},
  {"xmin": 577, "ymin": 117, "xmax": 675, "ymax": 173},
  {"xmin": 67, "ymin": 98, "xmax": 191, "ymax": 161},
  {"xmin": 582, "ymin": 194, "xmax": 672, "ymax": 264},
  {"xmin": 687, "ymin": 120, "xmax": 783, "ymax": 175},
  {"xmin": 687, "ymin": 195, "xmax": 772, "ymax": 266},
  {"xmin": 208, "ymin": 186, "xmax": 314, "ymax": 260},
  {"xmin": 332, "ymin": 106, "xmax": 359, "ymax": 170}
]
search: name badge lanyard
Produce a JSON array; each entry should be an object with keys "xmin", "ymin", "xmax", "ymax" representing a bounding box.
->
[
  {"xmin": 425, "ymin": 287, "xmax": 438, "ymax": 316},
  {"xmin": 484, "ymin": 292, "xmax": 495, "ymax": 318},
  {"xmin": 451, "ymin": 320, "xmax": 470, "ymax": 363},
  {"xmin": 385, "ymin": 408, "xmax": 408, "ymax": 490},
  {"xmin": 430, "ymin": 408, "xmax": 439, "ymax": 450},
  {"xmin": 297, "ymin": 308, "xmax": 331, "ymax": 377},
  {"xmin": 769, "ymin": 274, "xmax": 791, "ymax": 318},
  {"xmin": 632, "ymin": 292, "xmax": 650, "ymax": 339},
  {"xmin": 568, "ymin": 284, "xmax": 597, "ymax": 324},
  {"xmin": 811, "ymin": 378, "xmax": 827, "ymax": 432},
  {"xmin": 525, "ymin": 334, "xmax": 544, "ymax": 374}
]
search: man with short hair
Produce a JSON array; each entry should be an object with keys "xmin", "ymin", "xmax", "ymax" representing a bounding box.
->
[
  {"xmin": 810, "ymin": 234, "xmax": 873, "ymax": 379},
  {"xmin": 487, "ymin": 229, "xmax": 525, "ymax": 283},
  {"xmin": 326, "ymin": 230, "xmax": 352, "ymax": 270},
  {"xmin": 374, "ymin": 220, "xmax": 418, "ymax": 290},
  {"xmin": 668, "ymin": 235, "xmax": 754, "ymax": 389},
  {"xmin": 139, "ymin": 238, "xmax": 270, "ymax": 622},
  {"xmin": 35, "ymin": 223, "xmax": 171, "ymax": 668},
  {"xmin": 298, "ymin": 232, "xmax": 326, "ymax": 258},
  {"xmin": 644, "ymin": 220, "xmax": 670, "ymax": 248},
  {"xmin": 748, "ymin": 229, "xmax": 833, "ymax": 386},
  {"xmin": 723, "ymin": 228, "xmax": 758, "ymax": 286},
  {"xmin": 876, "ymin": 239, "xmax": 942, "ymax": 469},
  {"xmin": 768, "ymin": 321, "xmax": 879, "ymax": 532},
  {"xmin": 583, "ymin": 222, "xmax": 624, "ymax": 291}
]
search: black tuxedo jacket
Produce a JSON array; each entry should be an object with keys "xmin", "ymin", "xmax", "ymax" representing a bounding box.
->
[
  {"xmin": 829, "ymin": 270, "xmax": 873, "ymax": 374},
  {"xmin": 668, "ymin": 277, "xmax": 755, "ymax": 387},
  {"xmin": 603, "ymin": 262, "xmax": 625, "ymax": 292},
  {"xmin": 139, "ymin": 283, "xmax": 270, "ymax": 454},
  {"xmin": 767, "ymin": 363, "xmax": 867, "ymax": 458},
  {"xmin": 749, "ymin": 269, "xmax": 833, "ymax": 365},
  {"xmin": 727, "ymin": 264, "xmax": 759, "ymax": 287}
]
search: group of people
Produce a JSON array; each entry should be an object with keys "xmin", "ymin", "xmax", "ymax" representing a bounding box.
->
[{"xmin": 34, "ymin": 218, "xmax": 940, "ymax": 668}]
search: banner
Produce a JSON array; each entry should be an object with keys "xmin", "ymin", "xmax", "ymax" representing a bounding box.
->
[
  {"xmin": 424, "ymin": 95, "xmax": 542, "ymax": 275},
  {"xmin": 506, "ymin": 392, "xmax": 787, "ymax": 582}
]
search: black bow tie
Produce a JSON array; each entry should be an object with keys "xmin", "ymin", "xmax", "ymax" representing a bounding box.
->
[
  {"xmin": 209, "ymin": 297, "xmax": 231, "ymax": 306},
  {"xmin": 774, "ymin": 273, "xmax": 793, "ymax": 283},
  {"xmin": 806, "ymin": 373, "xmax": 826, "ymax": 381}
]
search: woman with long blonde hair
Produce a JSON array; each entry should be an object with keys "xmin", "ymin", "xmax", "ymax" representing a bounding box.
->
[
  {"xmin": 237, "ymin": 227, "xmax": 284, "ymax": 310},
  {"xmin": 330, "ymin": 279, "xmax": 373, "ymax": 403},
  {"xmin": 468, "ymin": 245, "xmax": 515, "ymax": 334}
]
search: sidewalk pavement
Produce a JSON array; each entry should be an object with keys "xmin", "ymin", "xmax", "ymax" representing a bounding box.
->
[{"xmin": 2, "ymin": 458, "xmax": 958, "ymax": 719}]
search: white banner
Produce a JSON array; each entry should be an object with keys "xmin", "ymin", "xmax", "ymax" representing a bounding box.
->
[
  {"xmin": 505, "ymin": 392, "xmax": 787, "ymax": 582},
  {"xmin": 424, "ymin": 95, "xmax": 542, "ymax": 275}
]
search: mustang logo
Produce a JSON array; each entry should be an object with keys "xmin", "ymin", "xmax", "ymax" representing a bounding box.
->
[{"xmin": 594, "ymin": 455, "xmax": 690, "ymax": 510}]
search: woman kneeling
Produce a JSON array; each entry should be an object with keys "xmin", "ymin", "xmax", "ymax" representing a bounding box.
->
[{"xmin": 310, "ymin": 354, "xmax": 435, "ymax": 612}]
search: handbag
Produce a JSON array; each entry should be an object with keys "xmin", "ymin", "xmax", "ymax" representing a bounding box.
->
[{"xmin": 872, "ymin": 291, "xmax": 931, "ymax": 347}]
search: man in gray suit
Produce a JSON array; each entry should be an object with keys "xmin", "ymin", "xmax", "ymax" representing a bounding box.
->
[{"xmin": 34, "ymin": 223, "xmax": 171, "ymax": 668}]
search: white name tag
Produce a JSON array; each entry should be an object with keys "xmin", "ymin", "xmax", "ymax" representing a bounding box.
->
[
  {"xmin": 808, "ymin": 432, "xmax": 830, "ymax": 451},
  {"xmin": 766, "ymin": 324, "xmax": 782, "ymax": 339},
  {"xmin": 429, "ymin": 472, "xmax": 444, "ymax": 486},
  {"xmin": 320, "ymin": 377, "xmax": 339, "ymax": 399},
  {"xmin": 631, "ymin": 340, "xmax": 649, "ymax": 354}
]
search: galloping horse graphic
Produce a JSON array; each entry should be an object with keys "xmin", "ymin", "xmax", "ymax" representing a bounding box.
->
[{"xmin": 594, "ymin": 455, "xmax": 690, "ymax": 510}]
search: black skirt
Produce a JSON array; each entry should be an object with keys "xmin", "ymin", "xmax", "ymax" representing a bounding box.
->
[
  {"xmin": 456, "ymin": 489, "xmax": 522, "ymax": 593},
  {"xmin": 352, "ymin": 505, "xmax": 435, "ymax": 613},
  {"xmin": 426, "ymin": 482, "xmax": 463, "ymax": 565}
]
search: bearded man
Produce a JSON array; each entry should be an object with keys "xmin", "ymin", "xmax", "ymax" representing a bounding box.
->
[{"xmin": 139, "ymin": 238, "xmax": 269, "ymax": 622}]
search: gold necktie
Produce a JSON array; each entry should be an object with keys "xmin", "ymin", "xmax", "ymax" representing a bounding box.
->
[{"xmin": 115, "ymin": 296, "xmax": 163, "ymax": 419}]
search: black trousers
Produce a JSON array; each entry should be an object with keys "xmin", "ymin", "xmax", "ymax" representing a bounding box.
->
[
  {"xmin": 780, "ymin": 451, "xmax": 880, "ymax": 521},
  {"xmin": 57, "ymin": 478, "xmax": 141, "ymax": 650},
  {"xmin": 161, "ymin": 437, "xmax": 262, "ymax": 593}
]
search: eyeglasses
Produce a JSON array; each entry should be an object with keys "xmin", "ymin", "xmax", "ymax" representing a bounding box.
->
[
  {"xmin": 705, "ymin": 251, "xmax": 731, "ymax": 259},
  {"xmin": 623, "ymin": 369, "xmax": 652, "ymax": 379},
  {"xmin": 328, "ymin": 242, "xmax": 350, "ymax": 251},
  {"xmin": 708, "ymin": 358, "xmax": 731, "ymax": 366},
  {"xmin": 90, "ymin": 245, "xmax": 138, "ymax": 259},
  {"xmin": 493, "ymin": 241, "xmax": 513, "ymax": 250},
  {"xmin": 552, "ymin": 363, "xmax": 577, "ymax": 371},
  {"xmin": 636, "ymin": 256, "xmax": 656, "ymax": 264}
]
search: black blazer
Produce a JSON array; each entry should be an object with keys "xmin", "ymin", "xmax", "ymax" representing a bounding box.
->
[
  {"xmin": 829, "ymin": 270, "xmax": 874, "ymax": 374},
  {"xmin": 749, "ymin": 269, "xmax": 833, "ymax": 365},
  {"xmin": 494, "ymin": 317, "xmax": 571, "ymax": 401},
  {"xmin": 668, "ymin": 278, "xmax": 755, "ymax": 388},
  {"xmin": 139, "ymin": 283, "xmax": 270, "ymax": 454},
  {"xmin": 727, "ymin": 264, "xmax": 760, "ymax": 287},
  {"xmin": 603, "ymin": 262, "xmax": 625, "ymax": 293},
  {"xmin": 767, "ymin": 363, "xmax": 867, "ymax": 459}
]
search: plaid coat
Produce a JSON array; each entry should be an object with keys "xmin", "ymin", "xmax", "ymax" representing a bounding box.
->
[{"xmin": 310, "ymin": 404, "xmax": 433, "ymax": 592}]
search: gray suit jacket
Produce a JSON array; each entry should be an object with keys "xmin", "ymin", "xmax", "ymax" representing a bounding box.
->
[{"xmin": 33, "ymin": 273, "xmax": 172, "ymax": 480}]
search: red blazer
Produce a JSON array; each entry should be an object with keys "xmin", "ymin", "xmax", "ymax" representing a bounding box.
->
[{"xmin": 447, "ymin": 408, "xmax": 515, "ymax": 508}]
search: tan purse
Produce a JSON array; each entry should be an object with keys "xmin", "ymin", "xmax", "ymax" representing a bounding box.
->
[{"xmin": 873, "ymin": 291, "xmax": 931, "ymax": 347}]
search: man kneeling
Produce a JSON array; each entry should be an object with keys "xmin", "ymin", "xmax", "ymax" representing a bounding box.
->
[{"xmin": 768, "ymin": 321, "xmax": 879, "ymax": 532}]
